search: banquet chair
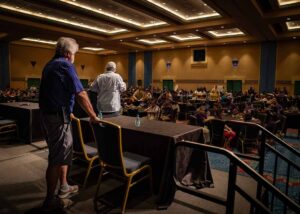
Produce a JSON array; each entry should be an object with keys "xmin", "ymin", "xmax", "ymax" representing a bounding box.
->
[
  {"xmin": 0, "ymin": 119, "xmax": 18, "ymax": 142},
  {"xmin": 90, "ymin": 120, "xmax": 152, "ymax": 213},
  {"xmin": 238, "ymin": 123, "xmax": 260, "ymax": 153},
  {"xmin": 210, "ymin": 119, "xmax": 226, "ymax": 147},
  {"xmin": 70, "ymin": 115, "xmax": 99, "ymax": 188}
]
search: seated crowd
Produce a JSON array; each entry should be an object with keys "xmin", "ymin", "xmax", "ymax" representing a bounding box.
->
[{"xmin": 0, "ymin": 87, "xmax": 39, "ymax": 103}]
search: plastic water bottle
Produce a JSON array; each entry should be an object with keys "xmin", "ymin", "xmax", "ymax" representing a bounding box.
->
[
  {"xmin": 98, "ymin": 111, "xmax": 103, "ymax": 119},
  {"xmin": 135, "ymin": 113, "xmax": 141, "ymax": 127}
]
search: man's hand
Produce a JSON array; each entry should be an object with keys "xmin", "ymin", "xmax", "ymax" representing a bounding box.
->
[{"xmin": 90, "ymin": 115, "xmax": 101, "ymax": 124}]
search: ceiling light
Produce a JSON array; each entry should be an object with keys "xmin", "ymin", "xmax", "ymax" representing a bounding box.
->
[
  {"xmin": 60, "ymin": 0, "xmax": 166, "ymax": 28},
  {"xmin": 21, "ymin": 37, "xmax": 57, "ymax": 45},
  {"xmin": 138, "ymin": 38, "xmax": 167, "ymax": 45},
  {"xmin": 293, "ymin": 36, "xmax": 297, "ymax": 39},
  {"xmin": 286, "ymin": 21, "xmax": 300, "ymax": 30},
  {"xmin": 277, "ymin": 0, "xmax": 300, "ymax": 7},
  {"xmin": 0, "ymin": 3, "xmax": 127, "ymax": 34},
  {"xmin": 120, "ymin": 39, "xmax": 123, "ymax": 42},
  {"xmin": 207, "ymin": 28, "xmax": 245, "ymax": 37},
  {"xmin": 146, "ymin": 0, "xmax": 220, "ymax": 21},
  {"xmin": 82, "ymin": 47, "xmax": 104, "ymax": 51},
  {"xmin": 195, "ymin": 29, "xmax": 199, "ymax": 32},
  {"xmin": 221, "ymin": 26, "xmax": 224, "ymax": 29},
  {"xmin": 169, "ymin": 34, "xmax": 202, "ymax": 41}
]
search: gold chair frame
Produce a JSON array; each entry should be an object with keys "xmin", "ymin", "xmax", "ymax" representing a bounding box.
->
[
  {"xmin": 91, "ymin": 120, "xmax": 152, "ymax": 213},
  {"xmin": 70, "ymin": 115, "xmax": 99, "ymax": 188}
]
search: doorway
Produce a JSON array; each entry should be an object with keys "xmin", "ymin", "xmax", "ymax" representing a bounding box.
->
[
  {"xmin": 227, "ymin": 80, "xmax": 242, "ymax": 95},
  {"xmin": 162, "ymin": 80, "xmax": 174, "ymax": 91}
]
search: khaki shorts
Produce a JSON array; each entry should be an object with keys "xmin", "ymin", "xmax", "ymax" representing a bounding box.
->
[{"xmin": 41, "ymin": 113, "xmax": 73, "ymax": 166}]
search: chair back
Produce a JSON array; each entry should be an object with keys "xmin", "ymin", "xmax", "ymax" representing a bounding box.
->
[
  {"xmin": 256, "ymin": 112, "xmax": 267, "ymax": 126},
  {"xmin": 210, "ymin": 119, "xmax": 225, "ymax": 147},
  {"xmin": 90, "ymin": 120, "xmax": 125, "ymax": 173},
  {"xmin": 70, "ymin": 115, "xmax": 90, "ymax": 159},
  {"xmin": 243, "ymin": 123, "xmax": 260, "ymax": 141}
]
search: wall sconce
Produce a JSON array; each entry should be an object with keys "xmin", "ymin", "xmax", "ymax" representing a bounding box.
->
[
  {"xmin": 232, "ymin": 57, "xmax": 239, "ymax": 69},
  {"xmin": 30, "ymin": 60, "xmax": 36, "ymax": 68},
  {"xmin": 81, "ymin": 64, "xmax": 85, "ymax": 71},
  {"xmin": 166, "ymin": 61, "xmax": 172, "ymax": 71}
]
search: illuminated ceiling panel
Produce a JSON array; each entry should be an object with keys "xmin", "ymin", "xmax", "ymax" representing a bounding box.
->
[
  {"xmin": 0, "ymin": 1, "xmax": 127, "ymax": 34},
  {"xmin": 207, "ymin": 28, "xmax": 245, "ymax": 38},
  {"xmin": 137, "ymin": 38, "xmax": 168, "ymax": 45},
  {"xmin": 60, "ymin": 0, "xmax": 167, "ymax": 28},
  {"xmin": 169, "ymin": 33, "xmax": 202, "ymax": 41},
  {"xmin": 277, "ymin": 0, "xmax": 300, "ymax": 7},
  {"xmin": 21, "ymin": 38, "xmax": 57, "ymax": 45},
  {"xmin": 286, "ymin": 21, "xmax": 300, "ymax": 30},
  {"xmin": 82, "ymin": 47, "xmax": 104, "ymax": 51},
  {"xmin": 146, "ymin": 0, "xmax": 220, "ymax": 21}
]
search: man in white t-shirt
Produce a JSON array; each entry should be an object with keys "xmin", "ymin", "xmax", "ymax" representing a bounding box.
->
[{"xmin": 90, "ymin": 61, "xmax": 126, "ymax": 117}]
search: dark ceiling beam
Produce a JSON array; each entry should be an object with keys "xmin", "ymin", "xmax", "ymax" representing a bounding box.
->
[
  {"xmin": 205, "ymin": 0, "xmax": 277, "ymax": 40},
  {"xmin": 109, "ymin": 18, "xmax": 235, "ymax": 41},
  {"xmin": 113, "ymin": 0, "xmax": 183, "ymax": 25},
  {"xmin": 263, "ymin": 7, "xmax": 300, "ymax": 22},
  {"xmin": 25, "ymin": 0, "xmax": 140, "ymax": 32}
]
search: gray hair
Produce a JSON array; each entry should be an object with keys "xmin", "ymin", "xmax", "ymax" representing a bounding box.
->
[
  {"xmin": 105, "ymin": 61, "xmax": 116, "ymax": 72},
  {"xmin": 55, "ymin": 37, "xmax": 79, "ymax": 56}
]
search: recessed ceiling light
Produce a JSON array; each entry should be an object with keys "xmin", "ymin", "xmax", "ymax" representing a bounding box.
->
[
  {"xmin": 278, "ymin": 0, "xmax": 300, "ymax": 7},
  {"xmin": 195, "ymin": 29, "xmax": 199, "ymax": 32},
  {"xmin": 0, "ymin": 3, "xmax": 127, "ymax": 34},
  {"xmin": 293, "ymin": 36, "xmax": 296, "ymax": 39},
  {"xmin": 21, "ymin": 37, "xmax": 57, "ymax": 45},
  {"xmin": 59, "ymin": 0, "xmax": 166, "ymax": 28},
  {"xmin": 120, "ymin": 39, "xmax": 123, "ymax": 42},
  {"xmin": 169, "ymin": 34, "xmax": 202, "ymax": 41},
  {"xmin": 146, "ymin": 0, "xmax": 220, "ymax": 21},
  {"xmin": 82, "ymin": 47, "xmax": 104, "ymax": 51},
  {"xmin": 138, "ymin": 38, "xmax": 167, "ymax": 45},
  {"xmin": 208, "ymin": 28, "xmax": 245, "ymax": 37}
]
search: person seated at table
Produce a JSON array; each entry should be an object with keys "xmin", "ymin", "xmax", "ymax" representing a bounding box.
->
[
  {"xmin": 132, "ymin": 86, "xmax": 146, "ymax": 104},
  {"xmin": 159, "ymin": 99, "xmax": 175, "ymax": 122},
  {"xmin": 195, "ymin": 106, "xmax": 208, "ymax": 127},
  {"xmin": 209, "ymin": 85, "xmax": 219, "ymax": 101},
  {"xmin": 144, "ymin": 99, "xmax": 160, "ymax": 120},
  {"xmin": 157, "ymin": 90, "xmax": 173, "ymax": 106},
  {"xmin": 143, "ymin": 88, "xmax": 152, "ymax": 102},
  {"xmin": 224, "ymin": 125, "xmax": 236, "ymax": 149}
]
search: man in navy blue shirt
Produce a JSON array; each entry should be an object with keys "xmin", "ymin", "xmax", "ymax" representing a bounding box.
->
[{"xmin": 39, "ymin": 37, "xmax": 99, "ymax": 211}]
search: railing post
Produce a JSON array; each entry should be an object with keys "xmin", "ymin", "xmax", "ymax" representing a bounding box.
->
[
  {"xmin": 226, "ymin": 160, "xmax": 237, "ymax": 214},
  {"xmin": 255, "ymin": 132, "xmax": 266, "ymax": 213}
]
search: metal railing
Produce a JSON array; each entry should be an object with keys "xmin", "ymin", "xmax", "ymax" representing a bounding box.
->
[
  {"xmin": 174, "ymin": 140, "xmax": 300, "ymax": 214},
  {"xmin": 225, "ymin": 120, "xmax": 300, "ymax": 213}
]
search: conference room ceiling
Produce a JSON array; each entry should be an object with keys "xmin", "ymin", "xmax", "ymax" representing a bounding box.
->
[{"xmin": 0, "ymin": 0, "xmax": 299, "ymax": 54}]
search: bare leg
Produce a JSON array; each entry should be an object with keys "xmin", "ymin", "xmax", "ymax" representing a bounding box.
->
[
  {"xmin": 59, "ymin": 165, "xmax": 69, "ymax": 186},
  {"xmin": 45, "ymin": 165, "xmax": 60, "ymax": 201}
]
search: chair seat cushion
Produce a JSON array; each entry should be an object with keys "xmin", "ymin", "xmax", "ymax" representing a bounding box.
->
[
  {"xmin": 84, "ymin": 143, "xmax": 98, "ymax": 157},
  {"xmin": 123, "ymin": 152, "xmax": 151, "ymax": 173},
  {"xmin": 0, "ymin": 119, "xmax": 16, "ymax": 125}
]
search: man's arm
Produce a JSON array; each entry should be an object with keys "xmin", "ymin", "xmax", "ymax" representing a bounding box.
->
[{"xmin": 76, "ymin": 90, "xmax": 99, "ymax": 123}]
